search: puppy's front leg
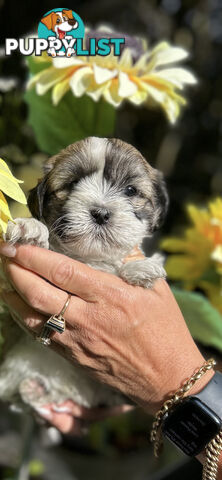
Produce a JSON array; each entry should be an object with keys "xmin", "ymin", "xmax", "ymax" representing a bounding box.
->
[
  {"xmin": 4, "ymin": 218, "xmax": 49, "ymax": 249},
  {"xmin": 119, "ymin": 253, "xmax": 166, "ymax": 288}
]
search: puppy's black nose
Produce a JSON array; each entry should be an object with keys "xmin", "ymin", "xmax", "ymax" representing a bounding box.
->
[
  {"xmin": 91, "ymin": 208, "xmax": 110, "ymax": 225},
  {"xmin": 68, "ymin": 19, "xmax": 77, "ymax": 26}
]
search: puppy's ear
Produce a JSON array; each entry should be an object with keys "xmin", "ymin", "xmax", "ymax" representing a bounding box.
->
[
  {"xmin": 27, "ymin": 177, "xmax": 48, "ymax": 220},
  {"xmin": 63, "ymin": 9, "xmax": 74, "ymax": 19},
  {"xmin": 41, "ymin": 12, "xmax": 54, "ymax": 30},
  {"xmin": 43, "ymin": 155, "xmax": 57, "ymax": 174},
  {"xmin": 151, "ymin": 170, "xmax": 169, "ymax": 232}
]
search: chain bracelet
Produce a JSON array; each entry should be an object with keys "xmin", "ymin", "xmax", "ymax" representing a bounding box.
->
[
  {"xmin": 203, "ymin": 431, "xmax": 222, "ymax": 480},
  {"xmin": 150, "ymin": 358, "xmax": 216, "ymax": 458}
]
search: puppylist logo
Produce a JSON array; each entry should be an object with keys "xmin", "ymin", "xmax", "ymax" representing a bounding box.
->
[{"xmin": 5, "ymin": 8, "xmax": 125, "ymax": 57}]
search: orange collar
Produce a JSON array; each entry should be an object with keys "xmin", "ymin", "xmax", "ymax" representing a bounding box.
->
[{"xmin": 122, "ymin": 245, "xmax": 145, "ymax": 264}]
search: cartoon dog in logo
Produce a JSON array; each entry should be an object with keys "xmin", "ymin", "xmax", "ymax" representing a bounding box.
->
[{"xmin": 41, "ymin": 9, "xmax": 78, "ymax": 57}]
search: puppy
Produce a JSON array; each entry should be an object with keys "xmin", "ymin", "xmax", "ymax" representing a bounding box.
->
[
  {"xmin": 41, "ymin": 10, "xmax": 78, "ymax": 40},
  {"xmin": 0, "ymin": 137, "xmax": 168, "ymax": 411},
  {"xmin": 41, "ymin": 9, "xmax": 78, "ymax": 57}
]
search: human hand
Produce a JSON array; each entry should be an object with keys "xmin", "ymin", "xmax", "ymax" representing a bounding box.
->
[
  {"xmin": 36, "ymin": 400, "xmax": 133, "ymax": 435},
  {"xmin": 0, "ymin": 242, "xmax": 214, "ymax": 414}
]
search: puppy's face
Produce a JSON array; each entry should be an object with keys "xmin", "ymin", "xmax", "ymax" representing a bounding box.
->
[
  {"xmin": 28, "ymin": 137, "xmax": 168, "ymax": 260},
  {"xmin": 41, "ymin": 10, "xmax": 78, "ymax": 39}
]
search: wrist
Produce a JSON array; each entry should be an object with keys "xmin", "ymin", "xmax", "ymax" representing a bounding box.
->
[
  {"xmin": 150, "ymin": 358, "xmax": 218, "ymax": 459},
  {"xmin": 144, "ymin": 350, "xmax": 214, "ymax": 415}
]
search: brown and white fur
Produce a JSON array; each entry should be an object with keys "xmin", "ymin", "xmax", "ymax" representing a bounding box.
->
[
  {"xmin": 0, "ymin": 137, "xmax": 168, "ymax": 411},
  {"xmin": 41, "ymin": 9, "xmax": 78, "ymax": 57}
]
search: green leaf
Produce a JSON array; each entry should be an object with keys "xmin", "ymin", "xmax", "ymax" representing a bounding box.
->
[
  {"xmin": 26, "ymin": 56, "xmax": 52, "ymax": 75},
  {"xmin": 172, "ymin": 287, "xmax": 222, "ymax": 352},
  {"xmin": 24, "ymin": 88, "xmax": 116, "ymax": 155}
]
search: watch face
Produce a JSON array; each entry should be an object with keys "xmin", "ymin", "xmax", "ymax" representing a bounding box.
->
[{"xmin": 162, "ymin": 397, "xmax": 222, "ymax": 456}]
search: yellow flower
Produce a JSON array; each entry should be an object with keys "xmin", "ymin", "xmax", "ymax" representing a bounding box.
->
[
  {"xmin": 0, "ymin": 158, "xmax": 27, "ymax": 235},
  {"xmin": 28, "ymin": 32, "xmax": 197, "ymax": 124},
  {"xmin": 161, "ymin": 198, "xmax": 222, "ymax": 313}
]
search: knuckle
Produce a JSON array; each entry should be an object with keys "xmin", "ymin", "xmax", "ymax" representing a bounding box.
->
[
  {"xmin": 26, "ymin": 287, "xmax": 47, "ymax": 311},
  {"xmin": 25, "ymin": 316, "xmax": 39, "ymax": 331},
  {"xmin": 51, "ymin": 260, "xmax": 74, "ymax": 288}
]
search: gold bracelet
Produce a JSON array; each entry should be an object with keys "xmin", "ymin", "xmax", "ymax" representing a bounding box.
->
[
  {"xmin": 150, "ymin": 358, "xmax": 216, "ymax": 458},
  {"xmin": 203, "ymin": 432, "xmax": 222, "ymax": 480}
]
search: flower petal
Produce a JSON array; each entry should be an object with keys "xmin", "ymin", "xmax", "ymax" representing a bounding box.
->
[
  {"xmin": 0, "ymin": 191, "xmax": 13, "ymax": 220},
  {"xmin": 87, "ymin": 80, "xmax": 110, "ymax": 101},
  {"xmin": 52, "ymin": 78, "xmax": 70, "ymax": 105},
  {"xmin": 153, "ymin": 68, "xmax": 197, "ymax": 88},
  {"xmin": 33, "ymin": 67, "xmax": 69, "ymax": 96},
  {"xmin": 118, "ymin": 72, "xmax": 137, "ymax": 97},
  {"xmin": 0, "ymin": 160, "xmax": 27, "ymax": 204},
  {"xmin": 128, "ymin": 89, "xmax": 148, "ymax": 105},
  {"xmin": 133, "ymin": 51, "xmax": 150, "ymax": 70},
  {"xmin": 211, "ymin": 245, "xmax": 222, "ymax": 264},
  {"xmin": 103, "ymin": 80, "xmax": 122, "ymax": 107},
  {"xmin": 0, "ymin": 211, "xmax": 10, "ymax": 234},
  {"xmin": 0, "ymin": 158, "xmax": 23, "ymax": 183},
  {"xmin": 163, "ymin": 96, "xmax": 181, "ymax": 124},
  {"xmin": 93, "ymin": 64, "xmax": 117, "ymax": 85},
  {"xmin": 69, "ymin": 66, "xmax": 92, "ymax": 97},
  {"xmin": 152, "ymin": 44, "xmax": 189, "ymax": 66},
  {"xmin": 53, "ymin": 57, "xmax": 85, "ymax": 68},
  {"xmin": 118, "ymin": 48, "xmax": 133, "ymax": 68},
  {"xmin": 141, "ymin": 81, "xmax": 166, "ymax": 102}
]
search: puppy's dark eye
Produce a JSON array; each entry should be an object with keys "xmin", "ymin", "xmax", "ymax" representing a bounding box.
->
[
  {"xmin": 124, "ymin": 185, "xmax": 137, "ymax": 197},
  {"xmin": 56, "ymin": 18, "xmax": 61, "ymax": 23},
  {"xmin": 69, "ymin": 179, "xmax": 79, "ymax": 188}
]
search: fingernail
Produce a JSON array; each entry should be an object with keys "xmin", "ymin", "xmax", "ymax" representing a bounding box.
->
[
  {"xmin": 35, "ymin": 407, "xmax": 52, "ymax": 419},
  {"xmin": 0, "ymin": 242, "xmax": 16, "ymax": 257},
  {"xmin": 52, "ymin": 406, "xmax": 72, "ymax": 413}
]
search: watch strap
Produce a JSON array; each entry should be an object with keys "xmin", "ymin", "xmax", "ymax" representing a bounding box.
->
[{"xmin": 195, "ymin": 371, "xmax": 222, "ymax": 419}]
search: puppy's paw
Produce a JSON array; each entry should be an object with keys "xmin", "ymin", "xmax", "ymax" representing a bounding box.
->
[
  {"xmin": 66, "ymin": 47, "xmax": 75, "ymax": 57},
  {"xmin": 47, "ymin": 48, "xmax": 56, "ymax": 57},
  {"xmin": 4, "ymin": 218, "xmax": 49, "ymax": 249},
  {"xmin": 19, "ymin": 377, "xmax": 49, "ymax": 407},
  {"xmin": 119, "ymin": 257, "xmax": 166, "ymax": 288}
]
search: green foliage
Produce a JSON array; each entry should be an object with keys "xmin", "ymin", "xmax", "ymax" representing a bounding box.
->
[
  {"xmin": 172, "ymin": 287, "xmax": 222, "ymax": 352},
  {"xmin": 29, "ymin": 459, "xmax": 45, "ymax": 476},
  {"xmin": 24, "ymin": 90, "xmax": 116, "ymax": 155},
  {"xmin": 24, "ymin": 57, "xmax": 116, "ymax": 155}
]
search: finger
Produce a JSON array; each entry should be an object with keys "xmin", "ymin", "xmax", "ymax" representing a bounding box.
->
[
  {"xmin": 76, "ymin": 403, "xmax": 135, "ymax": 421},
  {"xmin": 0, "ymin": 243, "xmax": 112, "ymax": 301},
  {"xmin": 3, "ymin": 260, "xmax": 86, "ymax": 323},
  {"xmin": 1, "ymin": 290, "xmax": 45, "ymax": 332},
  {"xmin": 0, "ymin": 290, "xmax": 76, "ymax": 348},
  {"xmin": 36, "ymin": 406, "xmax": 84, "ymax": 435},
  {"xmin": 51, "ymin": 400, "xmax": 134, "ymax": 421}
]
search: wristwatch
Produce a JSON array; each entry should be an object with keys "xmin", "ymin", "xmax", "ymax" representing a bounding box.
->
[{"xmin": 162, "ymin": 371, "xmax": 222, "ymax": 456}]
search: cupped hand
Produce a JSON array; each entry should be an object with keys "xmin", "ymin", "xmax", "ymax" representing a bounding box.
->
[
  {"xmin": 0, "ymin": 242, "xmax": 213, "ymax": 415},
  {"xmin": 36, "ymin": 400, "xmax": 133, "ymax": 435}
]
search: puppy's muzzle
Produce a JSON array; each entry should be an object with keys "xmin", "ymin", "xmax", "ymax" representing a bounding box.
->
[
  {"xmin": 91, "ymin": 207, "xmax": 111, "ymax": 225},
  {"xmin": 68, "ymin": 19, "xmax": 77, "ymax": 27}
]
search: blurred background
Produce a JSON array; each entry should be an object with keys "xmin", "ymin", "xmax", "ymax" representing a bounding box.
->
[{"xmin": 0, "ymin": 0, "xmax": 222, "ymax": 479}]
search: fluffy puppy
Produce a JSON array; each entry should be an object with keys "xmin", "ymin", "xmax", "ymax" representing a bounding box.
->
[{"xmin": 0, "ymin": 137, "xmax": 168, "ymax": 410}]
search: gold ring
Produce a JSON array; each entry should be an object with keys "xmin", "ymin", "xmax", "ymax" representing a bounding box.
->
[{"xmin": 36, "ymin": 293, "xmax": 71, "ymax": 346}]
